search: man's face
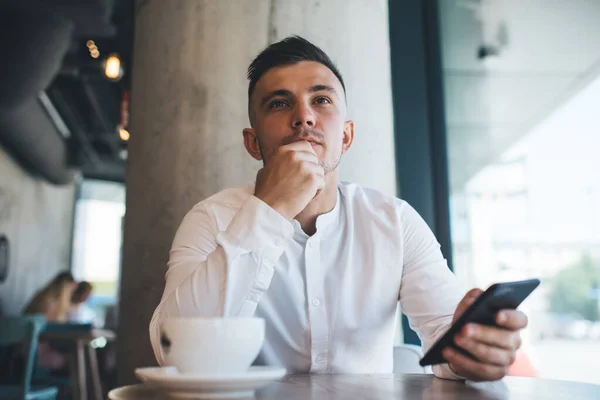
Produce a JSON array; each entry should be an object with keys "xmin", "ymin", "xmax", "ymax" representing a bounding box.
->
[{"xmin": 244, "ymin": 61, "xmax": 353, "ymax": 174}]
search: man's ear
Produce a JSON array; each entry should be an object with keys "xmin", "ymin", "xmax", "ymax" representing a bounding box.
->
[
  {"xmin": 342, "ymin": 120, "xmax": 355, "ymax": 154},
  {"xmin": 243, "ymin": 128, "xmax": 262, "ymax": 161}
]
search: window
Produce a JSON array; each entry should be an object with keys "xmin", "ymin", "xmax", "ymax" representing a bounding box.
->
[
  {"xmin": 71, "ymin": 179, "xmax": 125, "ymax": 326},
  {"xmin": 440, "ymin": 0, "xmax": 600, "ymax": 384}
]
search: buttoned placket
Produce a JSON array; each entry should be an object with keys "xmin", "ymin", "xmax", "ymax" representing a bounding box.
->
[{"xmin": 304, "ymin": 233, "xmax": 329, "ymax": 373}]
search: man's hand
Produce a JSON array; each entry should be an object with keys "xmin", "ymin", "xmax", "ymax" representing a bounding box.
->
[
  {"xmin": 443, "ymin": 289, "xmax": 528, "ymax": 382},
  {"xmin": 254, "ymin": 141, "xmax": 325, "ymax": 219}
]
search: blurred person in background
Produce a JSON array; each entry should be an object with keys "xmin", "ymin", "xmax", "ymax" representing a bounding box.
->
[
  {"xmin": 68, "ymin": 281, "xmax": 96, "ymax": 323},
  {"xmin": 23, "ymin": 271, "xmax": 76, "ymax": 322},
  {"xmin": 23, "ymin": 271, "xmax": 76, "ymax": 370}
]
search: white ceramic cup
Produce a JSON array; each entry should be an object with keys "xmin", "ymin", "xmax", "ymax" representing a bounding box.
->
[{"xmin": 159, "ymin": 317, "xmax": 265, "ymax": 374}]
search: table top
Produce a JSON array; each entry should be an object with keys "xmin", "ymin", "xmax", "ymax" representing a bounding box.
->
[{"xmin": 109, "ymin": 373, "xmax": 600, "ymax": 399}]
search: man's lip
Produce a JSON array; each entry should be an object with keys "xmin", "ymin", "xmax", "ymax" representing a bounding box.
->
[
  {"xmin": 287, "ymin": 137, "xmax": 323, "ymax": 146},
  {"xmin": 303, "ymin": 139, "xmax": 322, "ymax": 146}
]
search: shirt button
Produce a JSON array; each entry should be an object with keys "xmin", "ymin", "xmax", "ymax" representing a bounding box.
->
[
  {"xmin": 275, "ymin": 238, "xmax": 283, "ymax": 247},
  {"xmin": 311, "ymin": 298, "xmax": 321, "ymax": 307},
  {"xmin": 308, "ymin": 242, "xmax": 314, "ymax": 249},
  {"xmin": 315, "ymin": 353, "xmax": 327, "ymax": 363}
]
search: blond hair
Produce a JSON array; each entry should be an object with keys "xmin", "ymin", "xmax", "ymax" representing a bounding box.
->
[{"xmin": 23, "ymin": 271, "xmax": 75, "ymax": 322}]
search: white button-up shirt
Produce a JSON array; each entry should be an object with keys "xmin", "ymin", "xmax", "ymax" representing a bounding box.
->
[{"xmin": 150, "ymin": 182, "xmax": 463, "ymax": 379}]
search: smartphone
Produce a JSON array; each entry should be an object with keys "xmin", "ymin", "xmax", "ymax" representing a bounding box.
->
[{"xmin": 419, "ymin": 278, "xmax": 541, "ymax": 366}]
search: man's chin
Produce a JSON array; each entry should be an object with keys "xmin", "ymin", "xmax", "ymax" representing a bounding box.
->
[{"xmin": 322, "ymin": 156, "xmax": 342, "ymax": 175}]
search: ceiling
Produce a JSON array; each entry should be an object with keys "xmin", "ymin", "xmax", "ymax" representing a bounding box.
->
[
  {"xmin": 0, "ymin": 0, "xmax": 134, "ymax": 182},
  {"xmin": 48, "ymin": 0, "xmax": 134, "ymax": 182},
  {"xmin": 4, "ymin": 0, "xmax": 598, "ymax": 188},
  {"xmin": 439, "ymin": 0, "xmax": 600, "ymax": 193}
]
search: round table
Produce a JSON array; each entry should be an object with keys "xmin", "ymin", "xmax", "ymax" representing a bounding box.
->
[{"xmin": 109, "ymin": 373, "xmax": 600, "ymax": 399}]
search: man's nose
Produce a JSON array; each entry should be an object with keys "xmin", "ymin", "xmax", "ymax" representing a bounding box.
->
[{"xmin": 292, "ymin": 104, "xmax": 315, "ymax": 128}]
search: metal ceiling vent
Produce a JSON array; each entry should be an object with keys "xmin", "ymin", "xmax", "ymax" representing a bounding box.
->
[{"xmin": 0, "ymin": 5, "xmax": 74, "ymax": 184}]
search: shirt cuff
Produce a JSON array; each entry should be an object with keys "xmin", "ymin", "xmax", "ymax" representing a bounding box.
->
[
  {"xmin": 220, "ymin": 195, "xmax": 294, "ymax": 262},
  {"xmin": 432, "ymin": 363, "xmax": 465, "ymax": 381}
]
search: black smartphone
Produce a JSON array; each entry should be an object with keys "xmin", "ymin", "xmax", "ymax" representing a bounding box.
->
[{"xmin": 419, "ymin": 278, "xmax": 541, "ymax": 367}]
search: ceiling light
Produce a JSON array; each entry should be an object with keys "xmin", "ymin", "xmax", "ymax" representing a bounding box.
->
[
  {"xmin": 103, "ymin": 54, "xmax": 124, "ymax": 81},
  {"xmin": 119, "ymin": 127, "xmax": 130, "ymax": 141},
  {"xmin": 86, "ymin": 40, "xmax": 95, "ymax": 48}
]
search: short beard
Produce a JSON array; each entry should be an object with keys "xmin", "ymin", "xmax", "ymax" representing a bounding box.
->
[{"xmin": 322, "ymin": 151, "xmax": 342, "ymax": 174}]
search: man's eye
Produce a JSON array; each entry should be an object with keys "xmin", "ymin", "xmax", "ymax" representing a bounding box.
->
[
  {"xmin": 269, "ymin": 100, "xmax": 289, "ymax": 109},
  {"xmin": 315, "ymin": 97, "xmax": 331, "ymax": 104}
]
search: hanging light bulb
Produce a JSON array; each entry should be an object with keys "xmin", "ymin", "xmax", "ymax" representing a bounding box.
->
[
  {"xmin": 119, "ymin": 126, "xmax": 130, "ymax": 141},
  {"xmin": 103, "ymin": 53, "xmax": 124, "ymax": 81},
  {"xmin": 87, "ymin": 40, "xmax": 100, "ymax": 58}
]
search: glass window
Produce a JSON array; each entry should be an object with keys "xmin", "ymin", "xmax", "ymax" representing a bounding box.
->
[
  {"xmin": 439, "ymin": 0, "xmax": 600, "ymax": 384},
  {"xmin": 71, "ymin": 179, "xmax": 125, "ymax": 326}
]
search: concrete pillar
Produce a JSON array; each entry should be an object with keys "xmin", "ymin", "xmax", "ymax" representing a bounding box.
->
[{"xmin": 118, "ymin": 0, "xmax": 395, "ymax": 384}]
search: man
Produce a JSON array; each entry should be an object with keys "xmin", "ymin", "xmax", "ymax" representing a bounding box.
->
[{"xmin": 150, "ymin": 36, "xmax": 527, "ymax": 381}]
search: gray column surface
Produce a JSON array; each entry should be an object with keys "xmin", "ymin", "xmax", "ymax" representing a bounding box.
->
[{"xmin": 118, "ymin": 0, "xmax": 395, "ymax": 384}]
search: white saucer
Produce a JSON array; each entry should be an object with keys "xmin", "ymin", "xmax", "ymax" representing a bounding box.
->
[
  {"xmin": 133, "ymin": 366, "xmax": 287, "ymax": 399},
  {"xmin": 108, "ymin": 384, "xmax": 163, "ymax": 400}
]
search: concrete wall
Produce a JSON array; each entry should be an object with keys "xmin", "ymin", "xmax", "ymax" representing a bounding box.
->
[
  {"xmin": 269, "ymin": 0, "xmax": 396, "ymax": 196},
  {"xmin": 0, "ymin": 144, "xmax": 76, "ymax": 316}
]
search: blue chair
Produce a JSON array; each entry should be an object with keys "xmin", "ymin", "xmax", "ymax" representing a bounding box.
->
[{"xmin": 0, "ymin": 315, "xmax": 58, "ymax": 400}]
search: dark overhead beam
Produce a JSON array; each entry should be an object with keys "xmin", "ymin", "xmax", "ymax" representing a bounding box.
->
[
  {"xmin": 81, "ymin": 158, "xmax": 125, "ymax": 182},
  {"xmin": 47, "ymin": 86, "xmax": 103, "ymax": 167},
  {"xmin": 80, "ymin": 76, "xmax": 122, "ymax": 157}
]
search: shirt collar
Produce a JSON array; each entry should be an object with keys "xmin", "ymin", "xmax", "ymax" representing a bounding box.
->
[
  {"xmin": 314, "ymin": 184, "xmax": 341, "ymax": 232},
  {"xmin": 292, "ymin": 184, "xmax": 342, "ymax": 237},
  {"xmin": 249, "ymin": 180, "xmax": 342, "ymax": 236}
]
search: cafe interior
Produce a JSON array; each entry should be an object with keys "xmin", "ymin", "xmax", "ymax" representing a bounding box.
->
[{"xmin": 1, "ymin": 0, "xmax": 600, "ymax": 399}]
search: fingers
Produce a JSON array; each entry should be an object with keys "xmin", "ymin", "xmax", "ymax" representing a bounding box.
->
[
  {"xmin": 273, "ymin": 140, "xmax": 324, "ymax": 185},
  {"xmin": 443, "ymin": 347, "xmax": 508, "ymax": 382},
  {"xmin": 280, "ymin": 140, "xmax": 318, "ymax": 156},
  {"xmin": 462, "ymin": 288, "xmax": 484, "ymax": 306},
  {"xmin": 301, "ymin": 161, "xmax": 325, "ymax": 178},
  {"xmin": 454, "ymin": 334, "xmax": 516, "ymax": 366},
  {"xmin": 278, "ymin": 142, "xmax": 319, "ymax": 164},
  {"xmin": 289, "ymin": 150, "xmax": 319, "ymax": 165},
  {"xmin": 496, "ymin": 309, "xmax": 528, "ymax": 330},
  {"xmin": 303, "ymin": 162, "xmax": 325, "ymax": 199},
  {"xmin": 453, "ymin": 288, "xmax": 484, "ymax": 321},
  {"xmin": 459, "ymin": 324, "xmax": 522, "ymax": 351},
  {"xmin": 297, "ymin": 160, "xmax": 325, "ymax": 190}
]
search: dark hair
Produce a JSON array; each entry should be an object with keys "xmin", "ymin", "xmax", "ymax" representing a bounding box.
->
[
  {"xmin": 72, "ymin": 281, "xmax": 93, "ymax": 303},
  {"xmin": 247, "ymin": 35, "xmax": 346, "ymax": 105}
]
